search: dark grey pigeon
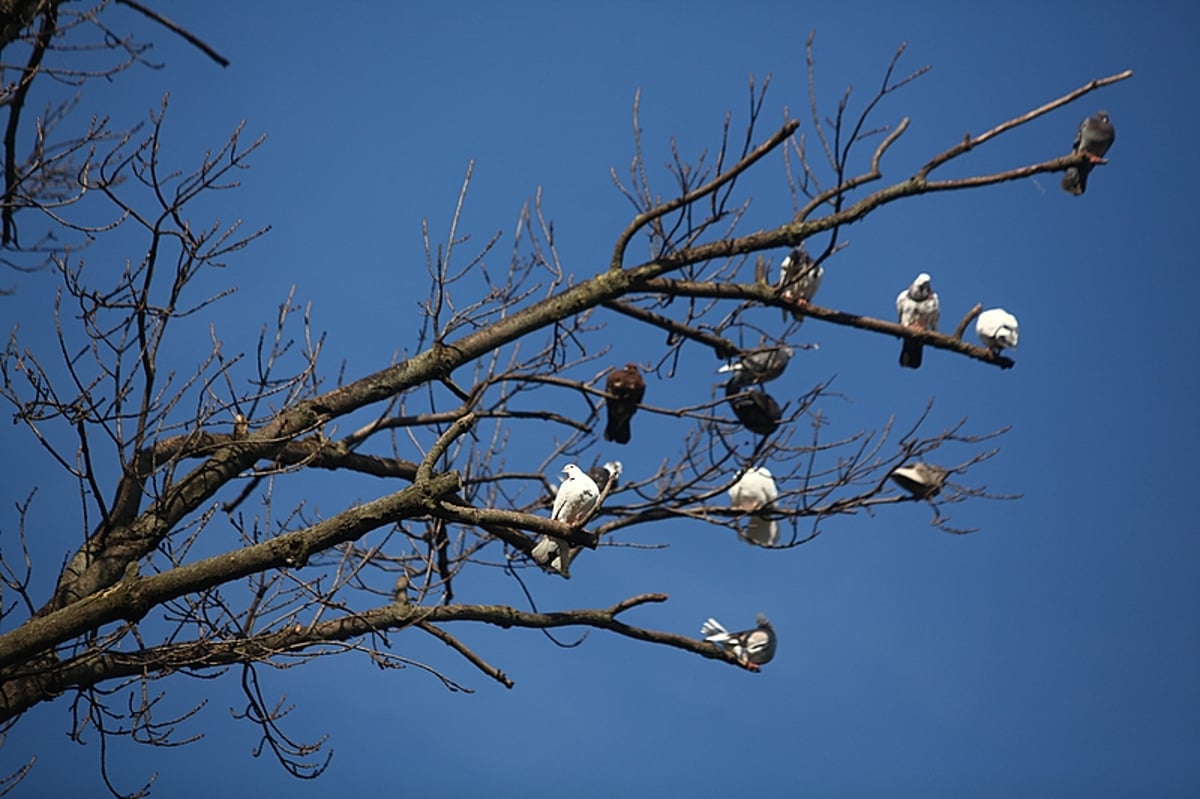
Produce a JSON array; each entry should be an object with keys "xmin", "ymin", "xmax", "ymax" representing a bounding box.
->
[
  {"xmin": 588, "ymin": 460, "xmax": 622, "ymax": 494},
  {"xmin": 1062, "ymin": 111, "xmax": 1115, "ymax": 196},
  {"xmin": 725, "ymin": 383, "xmax": 782, "ymax": 436},
  {"xmin": 717, "ymin": 345, "xmax": 793, "ymax": 388}
]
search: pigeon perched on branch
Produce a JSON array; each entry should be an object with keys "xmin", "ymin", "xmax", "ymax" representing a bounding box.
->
[
  {"xmin": 777, "ymin": 246, "xmax": 823, "ymax": 321},
  {"xmin": 604, "ymin": 364, "xmax": 646, "ymax": 444},
  {"xmin": 700, "ymin": 614, "xmax": 777, "ymax": 670},
  {"xmin": 532, "ymin": 464, "xmax": 600, "ymax": 577},
  {"xmin": 975, "ymin": 308, "xmax": 1019, "ymax": 354},
  {"xmin": 896, "ymin": 273, "xmax": 940, "ymax": 369},
  {"xmin": 717, "ymin": 345, "xmax": 793, "ymax": 388},
  {"xmin": 1062, "ymin": 111, "xmax": 1115, "ymax": 196},
  {"xmin": 729, "ymin": 466, "xmax": 779, "ymax": 546},
  {"xmin": 588, "ymin": 460, "xmax": 622, "ymax": 494},
  {"xmin": 725, "ymin": 383, "xmax": 782, "ymax": 436},
  {"xmin": 890, "ymin": 462, "xmax": 949, "ymax": 499}
]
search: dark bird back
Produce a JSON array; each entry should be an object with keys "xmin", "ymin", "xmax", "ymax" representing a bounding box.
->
[
  {"xmin": 604, "ymin": 364, "xmax": 646, "ymax": 444},
  {"xmin": 725, "ymin": 383, "xmax": 782, "ymax": 436}
]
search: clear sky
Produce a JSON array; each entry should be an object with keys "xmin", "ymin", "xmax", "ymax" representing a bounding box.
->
[{"xmin": 2, "ymin": 2, "xmax": 1197, "ymax": 797}]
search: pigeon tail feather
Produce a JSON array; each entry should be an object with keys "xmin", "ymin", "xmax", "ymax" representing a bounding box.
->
[
  {"xmin": 604, "ymin": 416, "xmax": 632, "ymax": 444},
  {"xmin": 700, "ymin": 618, "xmax": 728, "ymax": 639},
  {"xmin": 900, "ymin": 339, "xmax": 924, "ymax": 369}
]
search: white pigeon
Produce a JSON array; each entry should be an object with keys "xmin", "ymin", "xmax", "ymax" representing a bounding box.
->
[
  {"xmin": 700, "ymin": 614, "xmax": 777, "ymax": 671},
  {"xmin": 716, "ymin": 346, "xmax": 794, "ymax": 388},
  {"xmin": 896, "ymin": 273, "xmax": 940, "ymax": 369},
  {"xmin": 552, "ymin": 464, "xmax": 599, "ymax": 525},
  {"xmin": 729, "ymin": 466, "xmax": 777, "ymax": 511},
  {"xmin": 777, "ymin": 246, "xmax": 823, "ymax": 321},
  {"xmin": 741, "ymin": 517, "xmax": 779, "ymax": 547},
  {"xmin": 975, "ymin": 308, "xmax": 1019, "ymax": 354},
  {"xmin": 532, "ymin": 464, "xmax": 600, "ymax": 577},
  {"xmin": 530, "ymin": 535, "xmax": 579, "ymax": 577},
  {"xmin": 729, "ymin": 467, "xmax": 779, "ymax": 547},
  {"xmin": 890, "ymin": 462, "xmax": 949, "ymax": 499}
]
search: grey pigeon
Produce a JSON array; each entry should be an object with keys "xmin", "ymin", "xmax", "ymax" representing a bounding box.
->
[
  {"xmin": 890, "ymin": 462, "xmax": 949, "ymax": 499},
  {"xmin": 700, "ymin": 613, "xmax": 777, "ymax": 671},
  {"xmin": 896, "ymin": 273, "xmax": 940, "ymax": 369},
  {"xmin": 777, "ymin": 246, "xmax": 824, "ymax": 322},
  {"xmin": 975, "ymin": 308, "xmax": 1019, "ymax": 354},
  {"xmin": 532, "ymin": 464, "xmax": 600, "ymax": 577},
  {"xmin": 1062, "ymin": 111, "xmax": 1115, "ymax": 196},
  {"xmin": 725, "ymin": 383, "xmax": 782, "ymax": 436},
  {"xmin": 717, "ymin": 345, "xmax": 794, "ymax": 388}
]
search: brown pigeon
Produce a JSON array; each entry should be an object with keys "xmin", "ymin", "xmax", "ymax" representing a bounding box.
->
[
  {"xmin": 604, "ymin": 363, "xmax": 646, "ymax": 444},
  {"xmin": 1062, "ymin": 111, "xmax": 1116, "ymax": 196}
]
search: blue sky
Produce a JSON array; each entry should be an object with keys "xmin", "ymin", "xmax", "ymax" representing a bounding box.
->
[{"xmin": 2, "ymin": 2, "xmax": 1197, "ymax": 797}]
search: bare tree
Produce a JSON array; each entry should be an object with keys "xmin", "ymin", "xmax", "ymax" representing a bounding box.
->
[{"xmin": 0, "ymin": 7, "xmax": 1132, "ymax": 797}]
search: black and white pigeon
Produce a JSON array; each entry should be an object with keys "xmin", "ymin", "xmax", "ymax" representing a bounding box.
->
[
  {"xmin": 725, "ymin": 383, "xmax": 782, "ymax": 436},
  {"xmin": 1062, "ymin": 111, "xmax": 1116, "ymax": 196},
  {"xmin": 890, "ymin": 462, "xmax": 949, "ymax": 499},
  {"xmin": 532, "ymin": 464, "xmax": 600, "ymax": 577},
  {"xmin": 717, "ymin": 345, "xmax": 794, "ymax": 388},
  {"xmin": 896, "ymin": 273, "xmax": 940, "ymax": 369},
  {"xmin": 700, "ymin": 613, "xmax": 777, "ymax": 671},
  {"xmin": 777, "ymin": 246, "xmax": 823, "ymax": 321},
  {"xmin": 588, "ymin": 460, "xmax": 622, "ymax": 495},
  {"xmin": 975, "ymin": 308, "xmax": 1019, "ymax": 354},
  {"xmin": 729, "ymin": 466, "xmax": 779, "ymax": 546}
]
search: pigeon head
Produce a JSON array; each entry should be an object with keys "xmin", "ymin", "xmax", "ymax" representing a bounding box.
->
[
  {"xmin": 755, "ymin": 613, "xmax": 772, "ymax": 628},
  {"xmin": 785, "ymin": 245, "xmax": 808, "ymax": 264},
  {"xmin": 561, "ymin": 464, "xmax": 582, "ymax": 478},
  {"xmin": 911, "ymin": 273, "xmax": 933, "ymax": 296}
]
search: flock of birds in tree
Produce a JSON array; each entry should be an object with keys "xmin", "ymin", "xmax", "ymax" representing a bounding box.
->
[{"xmin": 530, "ymin": 111, "xmax": 1116, "ymax": 671}]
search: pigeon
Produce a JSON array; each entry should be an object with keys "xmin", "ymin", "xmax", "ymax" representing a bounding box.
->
[
  {"xmin": 588, "ymin": 460, "xmax": 622, "ymax": 494},
  {"xmin": 700, "ymin": 613, "xmax": 777, "ymax": 671},
  {"xmin": 717, "ymin": 345, "xmax": 794, "ymax": 388},
  {"xmin": 604, "ymin": 363, "xmax": 646, "ymax": 445},
  {"xmin": 725, "ymin": 383, "xmax": 782, "ymax": 436},
  {"xmin": 777, "ymin": 245, "xmax": 824, "ymax": 321},
  {"xmin": 896, "ymin": 273, "xmax": 940, "ymax": 369},
  {"xmin": 530, "ymin": 535, "xmax": 578, "ymax": 577},
  {"xmin": 729, "ymin": 466, "xmax": 779, "ymax": 546},
  {"xmin": 533, "ymin": 464, "xmax": 600, "ymax": 577},
  {"xmin": 890, "ymin": 462, "xmax": 949, "ymax": 499},
  {"xmin": 975, "ymin": 308, "xmax": 1019, "ymax": 354},
  {"xmin": 741, "ymin": 516, "xmax": 779, "ymax": 547},
  {"xmin": 728, "ymin": 466, "xmax": 778, "ymax": 511},
  {"xmin": 1062, "ymin": 111, "xmax": 1115, "ymax": 196}
]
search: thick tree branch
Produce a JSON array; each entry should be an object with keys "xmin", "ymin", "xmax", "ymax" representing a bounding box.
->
[{"xmin": 0, "ymin": 473, "xmax": 461, "ymax": 672}]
